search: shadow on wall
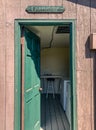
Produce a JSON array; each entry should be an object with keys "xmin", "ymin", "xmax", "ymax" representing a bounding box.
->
[
  {"xmin": 85, "ymin": 36, "xmax": 96, "ymax": 130},
  {"xmin": 85, "ymin": 36, "xmax": 91, "ymax": 58},
  {"xmin": 67, "ymin": 0, "xmax": 96, "ymax": 9}
]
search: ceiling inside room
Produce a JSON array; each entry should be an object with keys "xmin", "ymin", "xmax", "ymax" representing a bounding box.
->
[{"xmin": 27, "ymin": 26, "xmax": 70, "ymax": 49}]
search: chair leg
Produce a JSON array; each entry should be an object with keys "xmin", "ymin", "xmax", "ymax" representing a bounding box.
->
[
  {"xmin": 52, "ymin": 81, "xmax": 55, "ymax": 98},
  {"xmin": 46, "ymin": 80, "xmax": 49, "ymax": 98},
  {"xmin": 46, "ymin": 79, "xmax": 55, "ymax": 98}
]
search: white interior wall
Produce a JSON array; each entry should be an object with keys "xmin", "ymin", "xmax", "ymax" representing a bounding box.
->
[
  {"xmin": 41, "ymin": 47, "xmax": 70, "ymax": 76},
  {"xmin": 41, "ymin": 47, "xmax": 70, "ymax": 93}
]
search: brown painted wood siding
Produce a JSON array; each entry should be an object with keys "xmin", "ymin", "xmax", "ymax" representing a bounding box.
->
[
  {"xmin": 0, "ymin": 0, "xmax": 6, "ymax": 130},
  {"xmin": 0, "ymin": 0, "xmax": 96, "ymax": 130}
]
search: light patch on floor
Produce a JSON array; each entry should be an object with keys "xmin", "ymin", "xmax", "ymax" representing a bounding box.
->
[{"xmin": 40, "ymin": 127, "xmax": 44, "ymax": 130}]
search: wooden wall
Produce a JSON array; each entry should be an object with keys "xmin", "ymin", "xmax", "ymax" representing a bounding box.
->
[{"xmin": 0, "ymin": 0, "xmax": 96, "ymax": 130}]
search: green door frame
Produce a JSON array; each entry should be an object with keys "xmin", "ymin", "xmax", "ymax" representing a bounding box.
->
[{"xmin": 14, "ymin": 19, "xmax": 77, "ymax": 130}]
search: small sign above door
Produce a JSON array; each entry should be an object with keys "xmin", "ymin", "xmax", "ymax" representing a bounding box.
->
[{"xmin": 26, "ymin": 6, "xmax": 65, "ymax": 13}]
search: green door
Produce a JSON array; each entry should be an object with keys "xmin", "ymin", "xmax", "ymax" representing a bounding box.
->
[{"xmin": 23, "ymin": 28, "xmax": 40, "ymax": 130}]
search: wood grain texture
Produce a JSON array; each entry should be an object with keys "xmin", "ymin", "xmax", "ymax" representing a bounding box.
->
[
  {"xmin": 77, "ymin": 70, "xmax": 92, "ymax": 130},
  {"xmin": 91, "ymin": 0, "xmax": 96, "ymax": 33},
  {"xmin": 78, "ymin": 116, "xmax": 92, "ymax": 130},
  {"xmin": 0, "ymin": 23, "xmax": 6, "ymax": 130},
  {"xmin": 48, "ymin": 0, "xmax": 63, "ymax": 19},
  {"xmin": 33, "ymin": 0, "xmax": 49, "ymax": 19},
  {"xmin": 5, "ymin": 0, "xmax": 21, "ymax": 130},
  {"xmin": 6, "ymin": 0, "xmax": 21, "ymax": 22},
  {"xmin": 5, "ymin": 24, "xmax": 15, "ymax": 130},
  {"xmin": 76, "ymin": 0, "xmax": 91, "ymax": 71},
  {"xmin": 77, "ymin": 71, "xmax": 92, "ymax": 117},
  {"xmin": 76, "ymin": 1, "xmax": 91, "ymax": 70},
  {"xmin": 20, "ymin": 0, "xmax": 35, "ymax": 18},
  {"xmin": 0, "ymin": 0, "xmax": 6, "ymax": 130},
  {"xmin": 76, "ymin": 1, "xmax": 92, "ymax": 130},
  {"xmin": 0, "ymin": 0, "xmax": 95, "ymax": 130},
  {"xmin": 63, "ymin": 0, "xmax": 77, "ymax": 19},
  {"xmin": 21, "ymin": 0, "xmax": 49, "ymax": 19},
  {"xmin": 91, "ymin": 1, "xmax": 96, "ymax": 130}
]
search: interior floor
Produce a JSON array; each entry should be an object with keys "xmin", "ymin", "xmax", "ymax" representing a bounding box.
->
[{"xmin": 41, "ymin": 94, "xmax": 70, "ymax": 130}]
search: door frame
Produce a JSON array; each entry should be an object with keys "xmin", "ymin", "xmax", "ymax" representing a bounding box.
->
[{"xmin": 14, "ymin": 19, "xmax": 77, "ymax": 130}]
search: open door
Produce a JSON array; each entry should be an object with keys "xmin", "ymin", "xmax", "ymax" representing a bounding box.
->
[
  {"xmin": 15, "ymin": 20, "xmax": 76, "ymax": 130},
  {"xmin": 21, "ymin": 28, "xmax": 40, "ymax": 130}
]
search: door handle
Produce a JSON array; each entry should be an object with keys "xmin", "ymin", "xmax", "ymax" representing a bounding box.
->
[{"xmin": 39, "ymin": 87, "xmax": 43, "ymax": 92}]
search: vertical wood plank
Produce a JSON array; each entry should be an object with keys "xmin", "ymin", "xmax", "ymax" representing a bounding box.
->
[
  {"xmin": 77, "ymin": 71, "xmax": 92, "ymax": 130},
  {"xmin": 20, "ymin": 0, "xmax": 35, "ymax": 19},
  {"xmin": 0, "ymin": 24, "xmax": 6, "ymax": 130},
  {"xmin": 76, "ymin": 1, "xmax": 92, "ymax": 130},
  {"xmin": 63, "ymin": 0, "xmax": 77, "ymax": 19},
  {"xmin": 0, "ymin": 0, "xmax": 6, "ymax": 130},
  {"xmin": 5, "ymin": 24, "xmax": 16, "ymax": 130},
  {"xmin": 5, "ymin": 0, "xmax": 21, "ymax": 130},
  {"xmin": 90, "ymin": 1, "xmax": 96, "ymax": 130},
  {"xmin": 0, "ymin": 1, "xmax": 95, "ymax": 130},
  {"xmin": 6, "ymin": 0, "xmax": 21, "ymax": 23},
  {"xmin": 33, "ymin": 0, "xmax": 49, "ymax": 19},
  {"xmin": 20, "ymin": 0, "xmax": 49, "ymax": 19},
  {"xmin": 48, "ymin": 0, "xmax": 63, "ymax": 19}
]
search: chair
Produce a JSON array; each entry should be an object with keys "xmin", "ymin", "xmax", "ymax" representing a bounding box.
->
[{"xmin": 46, "ymin": 78, "xmax": 55, "ymax": 98}]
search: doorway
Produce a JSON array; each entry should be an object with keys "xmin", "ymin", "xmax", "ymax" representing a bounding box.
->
[{"xmin": 14, "ymin": 19, "xmax": 76, "ymax": 130}]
